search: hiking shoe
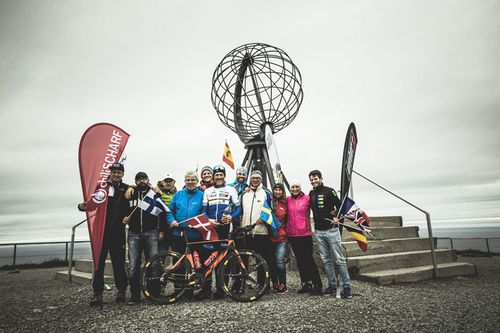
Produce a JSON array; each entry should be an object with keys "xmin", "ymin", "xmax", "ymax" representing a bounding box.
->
[
  {"xmin": 89, "ymin": 293, "xmax": 102, "ymax": 307},
  {"xmin": 323, "ymin": 286, "xmax": 337, "ymax": 297},
  {"xmin": 341, "ymin": 287, "xmax": 352, "ymax": 299},
  {"xmin": 297, "ymin": 282, "xmax": 313, "ymax": 294},
  {"xmin": 310, "ymin": 285, "xmax": 323, "ymax": 296},
  {"xmin": 127, "ymin": 295, "xmax": 141, "ymax": 305},
  {"xmin": 115, "ymin": 290, "xmax": 126, "ymax": 303},
  {"xmin": 276, "ymin": 284, "xmax": 288, "ymax": 295},
  {"xmin": 213, "ymin": 289, "xmax": 226, "ymax": 300}
]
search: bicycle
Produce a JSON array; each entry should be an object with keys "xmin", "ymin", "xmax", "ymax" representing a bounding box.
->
[{"xmin": 140, "ymin": 224, "xmax": 270, "ymax": 304}]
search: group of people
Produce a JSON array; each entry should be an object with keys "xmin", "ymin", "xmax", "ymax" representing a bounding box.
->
[{"xmin": 77, "ymin": 163, "xmax": 352, "ymax": 306}]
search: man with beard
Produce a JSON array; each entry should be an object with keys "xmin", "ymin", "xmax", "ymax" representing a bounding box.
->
[
  {"xmin": 122, "ymin": 171, "xmax": 159, "ymax": 304},
  {"xmin": 77, "ymin": 163, "xmax": 129, "ymax": 306},
  {"xmin": 228, "ymin": 166, "xmax": 249, "ymax": 197}
]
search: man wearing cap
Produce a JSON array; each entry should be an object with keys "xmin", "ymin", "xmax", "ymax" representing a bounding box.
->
[
  {"xmin": 122, "ymin": 171, "xmax": 160, "ymax": 304},
  {"xmin": 155, "ymin": 174, "xmax": 177, "ymax": 252},
  {"xmin": 77, "ymin": 163, "xmax": 129, "ymax": 306},
  {"xmin": 203, "ymin": 165, "xmax": 241, "ymax": 299},
  {"xmin": 239, "ymin": 169, "xmax": 274, "ymax": 291},
  {"xmin": 308, "ymin": 169, "xmax": 352, "ymax": 299}
]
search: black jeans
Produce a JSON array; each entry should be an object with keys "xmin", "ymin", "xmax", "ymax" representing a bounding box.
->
[
  {"xmin": 288, "ymin": 236, "xmax": 322, "ymax": 288},
  {"xmin": 92, "ymin": 226, "xmax": 128, "ymax": 294},
  {"xmin": 243, "ymin": 234, "xmax": 274, "ymax": 288}
]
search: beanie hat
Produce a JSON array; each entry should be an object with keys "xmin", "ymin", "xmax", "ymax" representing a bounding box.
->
[
  {"xmin": 290, "ymin": 180, "xmax": 301, "ymax": 188},
  {"xmin": 200, "ymin": 166, "xmax": 213, "ymax": 175},
  {"xmin": 135, "ymin": 171, "xmax": 148, "ymax": 180},
  {"xmin": 236, "ymin": 166, "xmax": 248, "ymax": 176},
  {"xmin": 250, "ymin": 170, "xmax": 262, "ymax": 179},
  {"xmin": 273, "ymin": 183, "xmax": 285, "ymax": 190}
]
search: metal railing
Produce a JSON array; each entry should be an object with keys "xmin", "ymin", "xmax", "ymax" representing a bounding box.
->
[
  {"xmin": 68, "ymin": 219, "xmax": 88, "ymax": 281},
  {"xmin": 352, "ymin": 170, "xmax": 438, "ymax": 277},
  {"xmin": 437, "ymin": 236, "xmax": 500, "ymax": 254},
  {"xmin": 0, "ymin": 240, "xmax": 89, "ymax": 269}
]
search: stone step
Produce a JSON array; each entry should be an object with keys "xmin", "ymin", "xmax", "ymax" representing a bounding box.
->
[
  {"xmin": 369, "ymin": 216, "xmax": 403, "ymax": 227},
  {"xmin": 75, "ymin": 259, "xmax": 114, "ymax": 275},
  {"xmin": 55, "ymin": 269, "xmax": 114, "ymax": 284},
  {"xmin": 355, "ymin": 262, "xmax": 476, "ymax": 285},
  {"xmin": 347, "ymin": 249, "xmax": 456, "ymax": 274},
  {"xmin": 342, "ymin": 226, "xmax": 419, "ymax": 241},
  {"xmin": 343, "ymin": 238, "xmax": 434, "ymax": 257}
]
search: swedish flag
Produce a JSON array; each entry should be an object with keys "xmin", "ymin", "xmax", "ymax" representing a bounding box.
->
[{"xmin": 259, "ymin": 200, "xmax": 281, "ymax": 236}]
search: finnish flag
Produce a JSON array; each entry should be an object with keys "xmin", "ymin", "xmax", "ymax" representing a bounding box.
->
[{"xmin": 138, "ymin": 189, "xmax": 170, "ymax": 216}]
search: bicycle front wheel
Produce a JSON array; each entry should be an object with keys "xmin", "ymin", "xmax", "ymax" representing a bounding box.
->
[
  {"xmin": 141, "ymin": 251, "xmax": 189, "ymax": 305},
  {"xmin": 218, "ymin": 249, "xmax": 269, "ymax": 302}
]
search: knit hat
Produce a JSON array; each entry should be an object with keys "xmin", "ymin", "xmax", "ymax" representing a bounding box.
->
[
  {"xmin": 236, "ymin": 166, "xmax": 248, "ymax": 176},
  {"xmin": 250, "ymin": 170, "xmax": 262, "ymax": 179},
  {"xmin": 213, "ymin": 165, "xmax": 226, "ymax": 176},
  {"xmin": 273, "ymin": 183, "xmax": 285, "ymax": 190},
  {"xmin": 200, "ymin": 166, "xmax": 213, "ymax": 175},
  {"xmin": 290, "ymin": 180, "xmax": 301, "ymax": 188},
  {"xmin": 135, "ymin": 171, "xmax": 148, "ymax": 180}
]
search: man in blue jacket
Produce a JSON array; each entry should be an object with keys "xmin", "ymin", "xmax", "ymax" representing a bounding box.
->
[{"xmin": 166, "ymin": 170, "xmax": 204, "ymax": 253}]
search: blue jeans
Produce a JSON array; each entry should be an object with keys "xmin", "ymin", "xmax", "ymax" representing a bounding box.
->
[
  {"xmin": 271, "ymin": 242, "xmax": 288, "ymax": 286},
  {"xmin": 315, "ymin": 228, "xmax": 350, "ymax": 289},
  {"xmin": 128, "ymin": 229, "xmax": 158, "ymax": 297}
]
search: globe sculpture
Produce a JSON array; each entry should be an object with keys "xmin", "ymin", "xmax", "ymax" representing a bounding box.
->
[{"xmin": 211, "ymin": 43, "xmax": 303, "ymax": 187}]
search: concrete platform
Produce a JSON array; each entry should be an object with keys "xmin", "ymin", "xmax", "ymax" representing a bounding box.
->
[
  {"xmin": 343, "ymin": 237, "xmax": 434, "ymax": 257},
  {"xmin": 347, "ymin": 249, "xmax": 457, "ymax": 274},
  {"xmin": 55, "ymin": 269, "xmax": 114, "ymax": 284},
  {"xmin": 356, "ymin": 262, "xmax": 477, "ymax": 285},
  {"xmin": 342, "ymin": 226, "xmax": 419, "ymax": 241},
  {"xmin": 369, "ymin": 216, "xmax": 403, "ymax": 227}
]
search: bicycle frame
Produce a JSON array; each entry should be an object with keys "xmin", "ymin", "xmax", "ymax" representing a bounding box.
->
[{"xmin": 169, "ymin": 237, "xmax": 246, "ymax": 285}]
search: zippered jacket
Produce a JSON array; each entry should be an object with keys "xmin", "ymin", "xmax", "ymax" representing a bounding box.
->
[
  {"xmin": 240, "ymin": 184, "xmax": 272, "ymax": 236},
  {"xmin": 286, "ymin": 192, "xmax": 312, "ymax": 237},
  {"xmin": 271, "ymin": 197, "xmax": 287, "ymax": 243},
  {"xmin": 309, "ymin": 184, "xmax": 341, "ymax": 231},
  {"xmin": 127, "ymin": 186, "xmax": 160, "ymax": 233},
  {"xmin": 203, "ymin": 184, "xmax": 241, "ymax": 224},
  {"xmin": 166, "ymin": 188, "xmax": 204, "ymax": 239}
]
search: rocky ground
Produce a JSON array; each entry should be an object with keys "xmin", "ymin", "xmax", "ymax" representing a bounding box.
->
[{"xmin": 1, "ymin": 256, "xmax": 499, "ymax": 333}]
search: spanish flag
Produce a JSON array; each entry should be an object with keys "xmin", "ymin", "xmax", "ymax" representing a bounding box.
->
[
  {"xmin": 222, "ymin": 140, "xmax": 235, "ymax": 169},
  {"xmin": 344, "ymin": 224, "xmax": 368, "ymax": 252}
]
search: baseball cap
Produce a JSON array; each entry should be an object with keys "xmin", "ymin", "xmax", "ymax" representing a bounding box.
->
[
  {"xmin": 213, "ymin": 165, "xmax": 226, "ymax": 176},
  {"xmin": 163, "ymin": 173, "xmax": 175, "ymax": 181},
  {"xmin": 109, "ymin": 163, "xmax": 124, "ymax": 172}
]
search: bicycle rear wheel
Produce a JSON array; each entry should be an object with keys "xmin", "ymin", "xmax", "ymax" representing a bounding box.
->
[
  {"xmin": 141, "ymin": 251, "xmax": 189, "ymax": 305},
  {"xmin": 218, "ymin": 250, "xmax": 269, "ymax": 302}
]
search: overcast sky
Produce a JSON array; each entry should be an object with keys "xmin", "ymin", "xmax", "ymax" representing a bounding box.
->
[{"xmin": 1, "ymin": 0, "xmax": 499, "ymax": 243}]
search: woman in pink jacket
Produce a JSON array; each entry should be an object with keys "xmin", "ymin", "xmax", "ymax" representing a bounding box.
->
[{"xmin": 286, "ymin": 181, "xmax": 323, "ymax": 295}]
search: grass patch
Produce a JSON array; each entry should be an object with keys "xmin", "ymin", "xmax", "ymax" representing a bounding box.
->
[
  {"xmin": 0, "ymin": 258, "xmax": 69, "ymax": 271},
  {"xmin": 457, "ymin": 249, "xmax": 499, "ymax": 257}
]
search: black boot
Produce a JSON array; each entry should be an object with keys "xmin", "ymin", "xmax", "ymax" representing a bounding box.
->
[
  {"xmin": 297, "ymin": 282, "xmax": 312, "ymax": 294},
  {"xmin": 115, "ymin": 290, "xmax": 126, "ymax": 303},
  {"xmin": 89, "ymin": 293, "xmax": 102, "ymax": 307}
]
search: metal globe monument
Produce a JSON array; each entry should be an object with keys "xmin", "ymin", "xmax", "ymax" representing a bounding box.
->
[{"xmin": 211, "ymin": 43, "xmax": 303, "ymax": 187}]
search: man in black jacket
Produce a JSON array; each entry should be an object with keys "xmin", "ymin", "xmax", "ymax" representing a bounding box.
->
[
  {"xmin": 78, "ymin": 163, "xmax": 129, "ymax": 306},
  {"xmin": 308, "ymin": 169, "xmax": 352, "ymax": 299},
  {"xmin": 122, "ymin": 171, "xmax": 159, "ymax": 304}
]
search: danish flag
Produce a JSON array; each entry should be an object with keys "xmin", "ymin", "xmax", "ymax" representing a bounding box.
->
[{"xmin": 184, "ymin": 214, "xmax": 219, "ymax": 241}]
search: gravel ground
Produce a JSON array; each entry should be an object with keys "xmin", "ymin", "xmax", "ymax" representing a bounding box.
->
[{"xmin": 1, "ymin": 256, "xmax": 499, "ymax": 333}]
